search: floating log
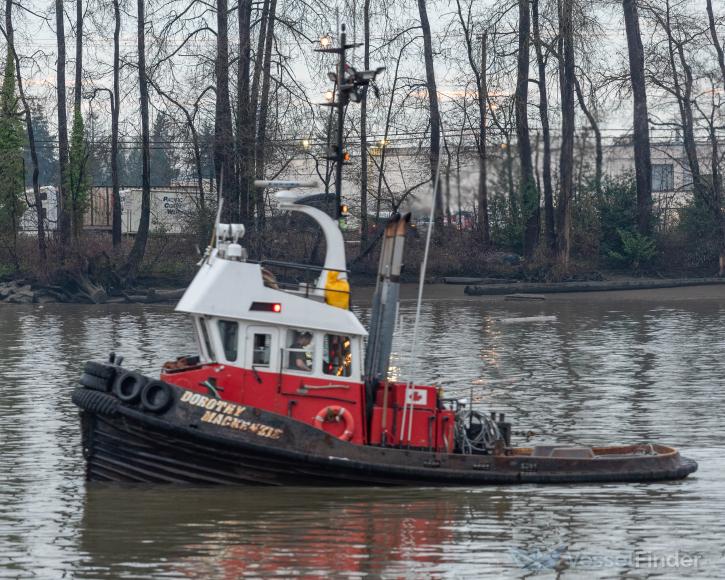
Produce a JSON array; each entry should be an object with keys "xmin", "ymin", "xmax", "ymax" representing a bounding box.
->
[
  {"xmin": 504, "ymin": 293, "xmax": 546, "ymax": 301},
  {"xmin": 465, "ymin": 277, "xmax": 725, "ymax": 296},
  {"xmin": 122, "ymin": 288, "xmax": 186, "ymax": 304},
  {"xmin": 443, "ymin": 277, "xmax": 511, "ymax": 285}
]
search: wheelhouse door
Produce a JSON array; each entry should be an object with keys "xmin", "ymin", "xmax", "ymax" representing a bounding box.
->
[{"xmin": 245, "ymin": 326, "xmax": 279, "ymax": 378}]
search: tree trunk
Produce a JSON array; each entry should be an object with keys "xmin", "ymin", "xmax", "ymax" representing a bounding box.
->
[
  {"xmin": 237, "ymin": 0, "xmax": 252, "ymax": 223},
  {"xmin": 706, "ymin": 0, "xmax": 725, "ymax": 274},
  {"xmin": 516, "ymin": 0, "xmax": 539, "ymax": 258},
  {"xmin": 622, "ymin": 0, "xmax": 652, "ymax": 235},
  {"xmin": 111, "ymin": 0, "xmax": 121, "ymax": 247},
  {"xmin": 557, "ymin": 0, "xmax": 575, "ymax": 269},
  {"xmin": 215, "ymin": 0, "xmax": 235, "ymax": 221},
  {"xmin": 455, "ymin": 0, "xmax": 489, "ymax": 243},
  {"xmin": 253, "ymin": 0, "xmax": 278, "ymax": 228},
  {"xmin": 573, "ymin": 74, "xmax": 602, "ymax": 194},
  {"xmin": 359, "ymin": 0, "xmax": 371, "ymax": 247},
  {"xmin": 416, "ymin": 0, "xmax": 442, "ymax": 221},
  {"xmin": 249, "ymin": 0, "xmax": 271, "ymax": 222},
  {"xmin": 374, "ymin": 39, "xmax": 410, "ymax": 221},
  {"xmin": 532, "ymin": 0, "xmax": 555, "ymax": 252},
  {"xmin": 505, "ymin": 133, "xmax": 515, "ymax": 217},
  {"xmin": 707, "ymin": 114, "xmax": 725, "ymax": 275},
  {"xmin": 662, "ymin": 5, "xmax": 704, "ymax": 206},
  {"xmin": 478, "ymin": 33, "xmax": 490, "ymax": 244},
  {"xmin": 707, "ymin": 0, "xmax": 725, "ymax": 92},
  {"xmin": 74, "ymin": 0, "xmax": 82, "ymax": 112},
  {"xmin": 70, "ymin": 0, "xmax": 84, "ymax": 240},
  {"xmin": 6, "ymin": 0, "xmax": 46, "ymax": 260},
  {"xmin": 55, "ymin": 0, "xmax": 71, "ymax": 245},
  {"xmin": 122, "ymin": 0, "xmax": 151, "ymax": 281}
]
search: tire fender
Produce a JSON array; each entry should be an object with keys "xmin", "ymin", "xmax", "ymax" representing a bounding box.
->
[
  {"xmin": 141, "ymin": 380, "xmax": 173, "ymax": 413},
  {"xmin": 113, "ymin": 371, "xmax": 147, "ymax": 404}
]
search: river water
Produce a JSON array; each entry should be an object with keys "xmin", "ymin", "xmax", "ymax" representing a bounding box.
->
[{"xmin": 0, "ymin": 286, "xmax": 723, "ymax": 578}]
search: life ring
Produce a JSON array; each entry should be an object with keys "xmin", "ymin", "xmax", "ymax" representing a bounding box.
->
[{"xmin": 313, "ymin": 406, "xmax": 355, "ymax": 441}]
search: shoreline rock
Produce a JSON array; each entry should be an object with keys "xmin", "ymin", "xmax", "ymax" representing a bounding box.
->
[{"xmin": 0, "ymin": 280, "xmax": 187, "ymax": 305}]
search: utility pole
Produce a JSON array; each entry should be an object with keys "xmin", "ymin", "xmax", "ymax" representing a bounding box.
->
[
  {"xmin": 316, "ymin": 24, "xmax": 383, "ymax": 223},
  {"xmin": 333, "ymin": 25, "xmax": 348, "ymax": 220}
]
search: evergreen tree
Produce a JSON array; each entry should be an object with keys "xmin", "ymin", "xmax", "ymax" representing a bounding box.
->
[
  {"xmin": 120, "ymin": 145, "xmax": 143, "ymax": 187},
  {"xmin": 0, "ymin": 48, "xmax": 26, "ymax": 267},
  {"xmin": 68, "ymin": 108, "xmax": 90, "ymax": 239},
  {"xmin": 150, "ymin": 114, "xmax": 179, "ymax": 187}
]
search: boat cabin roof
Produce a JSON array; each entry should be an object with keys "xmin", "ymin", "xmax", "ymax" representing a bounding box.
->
[{"xmin": 176, "ymin": 255, "xmax": 367, "ymax": 337}]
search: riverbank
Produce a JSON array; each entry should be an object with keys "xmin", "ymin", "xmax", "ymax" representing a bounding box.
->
[
  {"xmin": 357, "ymin": 279, "xmax": 725, "ymax": 305},
  {"xmin": 3, "ymin": 273, "xmax": 725, "ymax": 305}
]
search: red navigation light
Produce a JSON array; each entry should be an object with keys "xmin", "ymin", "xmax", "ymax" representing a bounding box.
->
[{"xmin": 250, "ymin": 301, "xmax": 282, "ymax": 313}]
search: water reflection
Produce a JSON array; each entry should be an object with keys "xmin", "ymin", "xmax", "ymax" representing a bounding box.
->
[{"xmin": 0, "ymin": 292, "xmax": 724, "ymax": 577}]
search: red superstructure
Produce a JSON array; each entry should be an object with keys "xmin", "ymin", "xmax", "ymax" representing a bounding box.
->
[{"xmin": 161, "ymin": 363, "xmax": 455, "ymax": 450}]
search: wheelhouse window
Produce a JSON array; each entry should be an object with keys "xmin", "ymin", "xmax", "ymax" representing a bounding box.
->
[
  {"xmin": 323, "ymin": 334, "xmax": 352, "ymax": 377},
  {"xmin": 252, "ymin": 333, "xmax": 272, "ymax": 366},
  {"xmin": 199, "ymin": 317, "xmax": 216, "ymax": 361},
  {"xmin": 218, "ymin": 320, "xmax": 238, "ymax": 361},
  {"xmin": 286, "ymin": 329, "xmax": 314, "ymax": 373}
]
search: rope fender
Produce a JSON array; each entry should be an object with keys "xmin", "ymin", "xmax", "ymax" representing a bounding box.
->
[{"xmin": 72, "ymin": 387, "xmax": 120, "ymax": 417}]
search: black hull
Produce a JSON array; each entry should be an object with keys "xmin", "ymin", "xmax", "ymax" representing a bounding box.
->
[{"xmin": 73, "ymin": 385, "xmax": 698, "ymax": 486}]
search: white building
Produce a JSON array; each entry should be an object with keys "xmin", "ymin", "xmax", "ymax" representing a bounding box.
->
[{"xmin": 19, "ymin": 186, "xmax": 58, "ymax": 233}]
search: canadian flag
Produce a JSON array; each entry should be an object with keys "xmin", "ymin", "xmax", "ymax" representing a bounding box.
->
[{"xmin": 404, "ymin": 388, "xmax": 428, "ymax": 406}]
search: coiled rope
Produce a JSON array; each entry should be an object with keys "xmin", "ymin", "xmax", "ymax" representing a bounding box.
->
[{"xmin": 455, "ymin": 410, "xmax": 502, "ymax": 454}]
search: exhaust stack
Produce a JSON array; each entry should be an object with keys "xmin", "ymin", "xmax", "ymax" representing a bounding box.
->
[{"xmin": 364, "ymin": 213, "xmax": 411, "ymax": 384}]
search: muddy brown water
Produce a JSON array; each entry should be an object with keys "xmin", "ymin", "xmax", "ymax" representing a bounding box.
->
[{"xmin": 1, "ymin": 285, "xmax": 724, "ymax": 578}]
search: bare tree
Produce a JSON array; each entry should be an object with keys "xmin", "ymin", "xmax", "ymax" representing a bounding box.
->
[
  {"xmin": 455, "ymin": 0, "xmax": 491, "ymax": 243},
  {"xmin": 359, "ymin": 0, "xmax": 371, "ymax": 246},
  {"xmin": 707, "ymin": 0, "xmax": 725, "ymax": 92},
  {"xmin": 237, "ymin": 0, "xmax": 252, "ymax": 223},
  {"xmin": 416, "ymin": 0, "xmax": 442, "ymax": 220},
  {"xmin": 122, "ymin": 0, "xmax": 151, "ymax": 280},
  {"xmin": 55, "ymin": 0, "xmax": 71, "ymax": 245},
  {"xmin": 215, "ymin": 0, "xmax": 234, "ymax": 220},
  {"xmin": 647, "ymin": 0, "xmax": 725, "ymax": 273},
  {"xmin": 574, "ymin": 72, "xmax": 602, "ymax": 194},
  {"xmin": 532, "ymin": 0, "xmax": 554, "ymax": 252},
  {"xmin": 253, "ymin": 0, "xmax": 279, "ymax": 227},
  {"xmin": 111, "ymin": 0, "xmax": 121, "ymax": 247},
  {"xmin": 477, "ymin": 32, "xmax": 490, "ymax": 244},
  {"xmin": 557, "ymin": 0, "xmax": 575, "ymax": 268},
  {"xmin": 623, "ymin": 0, "xmax": 653, "ymax": 235},
  {"xmin": 3, "ymin": 0, "xmax": 46, "ymax": 260},
  {"xmin": 516, "ymin": 0, "xmax": 539, "ymax": 257},
  {"xmin": 69, "ymin": 0, "xmax": 86, "ymax": 240}
]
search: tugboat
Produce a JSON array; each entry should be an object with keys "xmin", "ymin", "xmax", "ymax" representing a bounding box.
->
[
  {"xmin": 72, "ymin": 29, "xmax": 697, "ymax": 486},
  {"xmin": 73, "ymin": 196, "xmax": 696, "ymax": 485}
]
